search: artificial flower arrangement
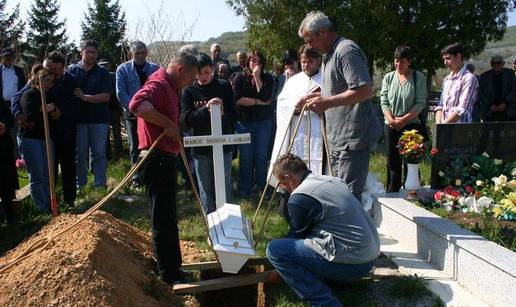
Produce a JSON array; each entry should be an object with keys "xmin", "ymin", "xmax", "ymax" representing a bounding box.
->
[{"xmin": 398, "ymin": 129, "xmax": 435, "ymax": 163}]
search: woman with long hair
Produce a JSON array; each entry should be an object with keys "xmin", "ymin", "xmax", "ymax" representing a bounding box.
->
[
  {"xmin": 18, "ymin": 66, "xmax": 61, "ymax": 212},
  {"xmin": 233, "ymin": 50, "xmax": 275, "ymax": 198}
]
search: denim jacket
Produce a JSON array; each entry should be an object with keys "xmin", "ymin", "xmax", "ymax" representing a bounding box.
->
[{"xmin": 115, "ymin": 60, "xmax": 159, "ymax": 112}]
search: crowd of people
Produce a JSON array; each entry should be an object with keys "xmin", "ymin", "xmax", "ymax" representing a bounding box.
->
[{"xmin": 1, "ymin": 9, "xmax": 515, "ymax": 306}]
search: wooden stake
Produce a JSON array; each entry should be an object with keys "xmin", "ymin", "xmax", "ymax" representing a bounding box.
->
[{"xmin": 39, "ymin": 75, "xmax": 58, "ymax": 217}]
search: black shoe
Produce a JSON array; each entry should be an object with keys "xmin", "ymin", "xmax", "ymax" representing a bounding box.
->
[
  {"xmin": 130, "ymin": 181, "xmax": 142, "ymax": 191},
  {"xmin": 157, "ymin": 270, "xmax": 194, "ymax": 286}
]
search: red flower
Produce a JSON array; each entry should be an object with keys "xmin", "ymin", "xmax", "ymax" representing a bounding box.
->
[
  {"xmin": 450, "ymin": 190, "xmax": 460, "ymax": 198},
  {"xmin": 464, "ymin": 185, "xmax": 473, "ymax": 193},
  {"xmin": 444, "ymin": 186, "xmax": 454, "ymax": 195},
  {"xmin": 430, "ymin": 148, "xmax": 439, "ymax": 156},
  {"xmin": 474, "ymin": 191, "xmax": 481, "ymax": 198},
  {"xmin": 434, "ymin": 191, "xmax": 444, "ymax": 201}
]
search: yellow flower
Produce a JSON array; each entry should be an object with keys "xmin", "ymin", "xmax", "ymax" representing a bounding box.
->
[
  {"xmin": 492, "ymin": 206, "xmax": 503, "ymax": 218},
  {"xmin": 455, "ymin": 179, "xmax": 462, "ymax": 186},
  {"xmin": 510, "ymin": 180, "xmax": 516, "ymax": 191},
  {"xmin": 476, "ymin": 180, "xmax": 484, "ymax": 186}
]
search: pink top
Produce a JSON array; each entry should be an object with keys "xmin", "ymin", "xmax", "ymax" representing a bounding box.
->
[
  {"xmin": 435, "ymin": 65, "xmax": 478, "ymax": 123},
  {"xmin": 129, "ymin": 68, "xmax": 180, "ymax": 154}
]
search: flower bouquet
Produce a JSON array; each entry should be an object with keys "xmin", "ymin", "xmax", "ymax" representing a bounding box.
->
[
  {"xmin": 398, "ymin": 129, "xmax": 430, "ymax": 163},
  {"xmin": 397, "ymin": 129, "xmax": 434, "ymax": 195}
]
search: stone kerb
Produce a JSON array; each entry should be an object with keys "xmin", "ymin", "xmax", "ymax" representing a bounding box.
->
[{"xmin": 374, "ymin": 194, "xmax": 516, "ymax": 307}]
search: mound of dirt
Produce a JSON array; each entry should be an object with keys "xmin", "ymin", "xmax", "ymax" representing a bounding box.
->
[{"xmin": 0, "ymin": 211, "xmax": 207, "ymax": 306}]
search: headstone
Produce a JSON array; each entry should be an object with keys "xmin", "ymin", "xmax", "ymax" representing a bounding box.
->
[
  {"xmin": 183, "ymin": 104, "xmax": 256, "ymax": 273},
  {"xmin": 431, "ymin": 122, "xmax": 516, "ymax": 188}
]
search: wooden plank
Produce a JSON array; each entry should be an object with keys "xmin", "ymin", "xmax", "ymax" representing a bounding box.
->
[
  {"xmin": 172, "ymin": 270, "xmax": 273, "ymax": 294},
  {"xmin": 256, "ymin": 265, "xmax": 266, "ymax": 307},
  {"xmin": 181, "ymin": 257, "xmax": 271, "ymax": 271}
]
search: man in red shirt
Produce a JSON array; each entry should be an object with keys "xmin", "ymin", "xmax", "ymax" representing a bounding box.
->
[{"xmin": 129, "ymin": 53, "xmax": 199, "ymax": 284}]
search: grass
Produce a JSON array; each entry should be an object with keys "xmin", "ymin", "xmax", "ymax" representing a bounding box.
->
[
  {"xmin": 369, "ymin": 144, "xmax": 432, "ymax": 187},
  {"xmin": 1, "ymin": 146, "xmax": 442, "ymax": 306},
  {"xmin": 424, "ymin": 207, "xmax": 516, "ymax": 252}
]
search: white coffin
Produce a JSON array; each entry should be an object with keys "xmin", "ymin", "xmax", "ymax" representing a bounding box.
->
[{"xmin": 207, "ymin": 203, "xmax": 256, "ymax": 273}]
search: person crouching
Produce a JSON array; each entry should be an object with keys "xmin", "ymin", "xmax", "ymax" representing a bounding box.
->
[{"xmin": 266, "ymin": 153, "xmax": 380, "ymax": 307}]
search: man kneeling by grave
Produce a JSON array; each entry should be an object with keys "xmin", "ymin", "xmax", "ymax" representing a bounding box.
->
[{"xmin": 266, "ymin": 154, "xmax": 380, "ymax": 306}]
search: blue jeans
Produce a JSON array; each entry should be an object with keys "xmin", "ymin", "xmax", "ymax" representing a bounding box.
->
[
  {"xmin": 193, "ymin": 152, "xmax": 233, "ymax": 214},
  {"xmin": 76, "ymin": 123, "xmax": 109, "ymax": 188},
  {"xmin": 267, "ymin": 238, "xmax": 374, "ymax": 307},
  {"xmin": 235, "ymin": 119, "xmax": 272, "ymax": 198},
  {"xmin": 18, "ymin": 137, "xmax": 51, "ymax": 212},
  {"xmin": 126, "ymin": 117, "xmax": 141, "ymax": 183}
]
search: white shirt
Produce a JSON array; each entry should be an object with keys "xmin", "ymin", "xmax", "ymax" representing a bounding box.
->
[{"xmin": 2, "ymin": 65, "xmax": 18, "ymax": 102}]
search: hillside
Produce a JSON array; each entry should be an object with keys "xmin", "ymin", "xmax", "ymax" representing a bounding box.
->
[
  {"xmin": 470, "ymin": 25, "xmax": 516, "ymax": 73},
  {"xmin": 148, "ymin": 31, "xmax": 249, "ymax": 66}
]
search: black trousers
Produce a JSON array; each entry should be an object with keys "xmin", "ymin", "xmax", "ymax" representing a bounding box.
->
[
  {"xmin": 54, "ymin": 134, "xmax": 77, "ymax": 205},
  {"xmin": 385, "ymin": 123, "xmax": 428, "ymax": 193},
  {"xmin": 140, "ymin": 151, "xmax": 181, "ymax": 282}
]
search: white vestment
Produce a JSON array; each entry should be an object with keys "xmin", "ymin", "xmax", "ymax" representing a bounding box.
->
[{"xmin": 268, "ymin": 71, "xmax": 324, "ymax": 187}]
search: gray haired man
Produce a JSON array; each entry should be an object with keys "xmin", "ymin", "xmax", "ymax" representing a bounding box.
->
[
  {"xmin": 116, "ymin": 41, "xmax": 159, "ymax": 189},
  {"xmin": 296, "ymin": 11, "xmax": 381, "ymax": 202},
  {"xmin": 210, "ymin": 43, "xmax": 229, "ymax": 77}
]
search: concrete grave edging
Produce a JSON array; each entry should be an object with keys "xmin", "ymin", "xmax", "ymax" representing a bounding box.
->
[{"xmin": 374, "ymin": 194, "xmax": 515, "ymax": 307}]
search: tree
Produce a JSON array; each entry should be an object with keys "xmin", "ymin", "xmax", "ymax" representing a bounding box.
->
[
  {"xmin": 0, "ymin": 0, "xmax": 24, "ymax": 49},
  {"xmin": 227, "ymin": 0, "xmax": 515, "ymax": 85},
  {"xmin": 24, "ymin": 0, "xmax": 71, "ymax": 64},
  {"xmin": 81, "ymin": 0, "xmax": 127, "ymax": 66}
]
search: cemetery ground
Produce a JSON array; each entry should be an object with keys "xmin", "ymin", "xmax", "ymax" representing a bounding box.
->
[{"xmin": 0, "ymin": 150, "xmax": 447, "ymax": 306}]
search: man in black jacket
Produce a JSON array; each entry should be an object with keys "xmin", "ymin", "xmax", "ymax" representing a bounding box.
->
[
  {"xmin": 1, "ymin": 47, "xmax": 27, "ymax": 158},
  {"xmin": 479, "ymin": 55, "xmax": 516, "ymax": 121}
]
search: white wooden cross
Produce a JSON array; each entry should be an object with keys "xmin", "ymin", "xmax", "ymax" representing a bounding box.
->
[{"xmin": 183, "ymin": 104, "xmax": 250, "ymax": 210}]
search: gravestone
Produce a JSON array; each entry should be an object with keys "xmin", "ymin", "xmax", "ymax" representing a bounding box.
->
[
  {"xmin": 183, "ymin": 104, "xmax": 256, "ymax": 273},
  {"xmin": 431, "ymin": 122, "xmax": 516, "ymax": 188}
]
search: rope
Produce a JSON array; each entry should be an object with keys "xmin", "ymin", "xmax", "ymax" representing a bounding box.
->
[
  {"xmin": 177, "ymin": 142, "xmax": 220, "ymax": 263},
  {"xmin": 253, "ymin": 103, "xmax": 311, "ymax": 246},
  {"xmin": 321, "ymin": 113, "xmax": 335, "ymax": 177},
  {"xmin": 253, "ymin": 93, "xmax": 334, "ymax": 246},
  {"xmin": 0, "ymin": 133, "xmax": 165, "ymax": 274}
]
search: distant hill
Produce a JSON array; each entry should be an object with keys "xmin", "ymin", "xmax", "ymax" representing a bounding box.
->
[
  {"xmin": 148, "ymin": 31, "xmax": 249, "ymax": 66},
  {"xmin": 470, "ymin": 25, "xmax": 516, "ymax": 74}
]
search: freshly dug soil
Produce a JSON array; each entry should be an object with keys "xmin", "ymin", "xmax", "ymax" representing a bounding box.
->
[{"xmin": 0, "ymin": 211, "xmax": 205, "ymax": 306}]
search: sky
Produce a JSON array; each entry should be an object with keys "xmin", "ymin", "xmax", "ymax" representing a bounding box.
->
[
  {"xmin": 8, "ymin": 0, "xmax": 246, "ymax": 44},
  {"xmin": 6, "ymin": 1, "xmax": 516, "ymax": 45}
]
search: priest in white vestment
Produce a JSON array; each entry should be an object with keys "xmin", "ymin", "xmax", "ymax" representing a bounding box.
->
[{"xmin": 268, "ymin": 45, "xmax": 324, "ymax": 187}]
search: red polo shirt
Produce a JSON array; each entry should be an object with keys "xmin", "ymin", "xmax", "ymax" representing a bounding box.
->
[{"xmin": 129, "ymin": 68, "xmax": 180, "ymax": 154}]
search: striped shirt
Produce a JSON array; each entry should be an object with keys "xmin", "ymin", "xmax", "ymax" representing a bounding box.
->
[
  {"xmin": 435, "ymin": 64, "xmax": 478, "ymax": 123},
  {"xmin": 322, "ymin": 37, "xmax": 381, "ymax": 151}
]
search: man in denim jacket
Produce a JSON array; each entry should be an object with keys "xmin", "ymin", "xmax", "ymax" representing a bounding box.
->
[{"xmin": 116, "ymin": 41, "xmax": 159, "ymax": 188}]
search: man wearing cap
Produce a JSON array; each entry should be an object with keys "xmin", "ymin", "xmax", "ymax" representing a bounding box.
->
[
  {"xmin": 116, "ymin": 41, "xmax": 159, "ymax": 189},
  {"xmin": 478, "ymin": 55, "xmax": 516, "ymax": 122},
  {"xmin": 1, "ymin": 47, "xmax": 27, "ymax": 157}
]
